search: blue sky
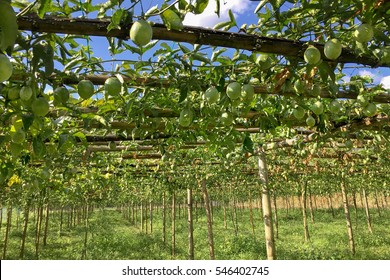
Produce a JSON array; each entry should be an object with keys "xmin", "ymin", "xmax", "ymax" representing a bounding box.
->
[{"xmin": 67, "ymin": 0, "xmax": 390, "ymax": 89}]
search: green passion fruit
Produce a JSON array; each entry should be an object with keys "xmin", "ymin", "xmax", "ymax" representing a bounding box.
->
[
  {"xmin": 306, "ymin": 115, "xmax": 316, "ymax": 127},
  {"xmin": 104, "ymin": 77, "xmax": 122, "ymax": 96},
  {"xmin": 304, "ymin": 46, "xmax": 321, "ymax": 65},
  {"xmin": 179, "ymin": 108, "xmax": 194, "ymax": 127},
  {"xmin": 293, "ymin": 106, "xmax": 305, "ymax": 120},
  {"xmin": 203, "ymin": 86, "xmax": 220, "ymax": 104},
  {"xmin": 0, "ymin": 54, "xmax": 13, "ymax": 83},
  {"xmin": 20, "ymin": 86, "xmax": 33, "ymax": 101},
  {"xmin": 54, "ymin": 86, "xmax": 70, "ymax": 104},
  {"xmin": 130, "ymin": 20, "xmax": 153, "ymax": 47},
  {"xmin": 226, "ymin": 82, "xmax": 241, "ymax": 100},
  {"xmin": 311, "ymin": 100, "xmax": 324, "ymax": 115},
  {"xmin": 32, "ymin": 97, "xmax": 50, "ymax": 117},
  {"xmin": 354, "ymin": 23, "xmax": 374, "ymax": 43},
  {"xmin": 78, "ymin": 80, "xmax": 95, "ymax": 99},
  {"xmin": 324, "ymin": 38, "xmax": 342, "ymax": 60}
]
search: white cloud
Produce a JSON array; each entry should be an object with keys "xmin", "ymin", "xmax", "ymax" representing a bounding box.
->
[
  {"xmin": 380, "ymin": 76, "xmax": 390, "ymax": 89},
  {"xmin": 183, "ymin": 0, "xmax": 253, "ymax": 28},
  {"xmin": 358, "ymin": 70, "xmax": 375, "ymax": 78}
]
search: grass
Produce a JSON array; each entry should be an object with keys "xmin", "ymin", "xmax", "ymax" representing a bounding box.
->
[{"xmin": 1, "ymin": 205, "xmax": 389, "ymax": 260}]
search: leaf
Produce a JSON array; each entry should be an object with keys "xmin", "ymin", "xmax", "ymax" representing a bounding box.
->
[
  {"xmin": 213, "ymin": 20, "xmax": 232, "ymax": 30},
  {"xmin": 215, "ymin": 0, "xmax": 220, "ymax": 17},
  {"xmin": 38, "ymin": 0, "xmax": 50, "ymax": 18},
  {"xmin": 107, "ymin": 9, "xmax": 124, "ymax": 31},
  {"xmin": 191, "ymin": 53, "xmax": 210, "ymax": 64},
  {"xmin": 179, "ymin": 84, "xmax": 188, "ymax": 103},
  {"xmin": 228, "ymin": 9, "xmax": 236, "ymax": 26},
  {"xmin": 194, "ymin": 0, "xmax": 209, "ymax": 14},
  {"xmin": 254, "ymin": 0, "xmax": 268, "ymax": 14},
  {"xmin": 145, "ymin": 5, "xmax": 159, "ymax": 17},
  {"xmin": 93, "ymin": 115, "xmax": 109, "ymax": 127},
  {"xmin": 242, "ymin": 134, "xmax": 254, "ymax": 154}
]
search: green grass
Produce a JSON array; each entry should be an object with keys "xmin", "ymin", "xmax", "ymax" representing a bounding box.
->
[{"xmin": 1, "ymin": 206, "xmax": 389, "ymax": 260}]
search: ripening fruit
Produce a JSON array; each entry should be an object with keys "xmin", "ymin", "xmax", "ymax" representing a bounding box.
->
[
  {"xmin": 363, "ymin": 103, "xmax": 377, "ymax": 117},
  {"xmin": 241, "ymin": 84, "xmax": 255, "ymax": 102},
  {"xmin": 0, "ymin": 54, "xmax": 13, "ymax": 83},
  {"xmin": 130, "ymin": 20, "xmax": 153, "ymax": 47},
  {"xmin": 7, "ymin": 87, "xmax": 19, "ymax": 100},
  {"xmin": 179, "ymin": 108, "xmax": 194, "ymax": 127},
  {"xmin": 354, "ymin": 23, "xmax": 374, "ymax": 43},
  {"xmin": 306, "ymin": 115, "xmax": 316, "ymax": 127},
  {"xmin": 256, "ymin": 54, "xmax": 272, "ymax": 70},
  {"xmin": 304, "ymin": 46, "xmax": 321, "ymax": 65},
  {"xmin": 54, "ymin": 86, "xmax": 70, "ymax": 104},
  {"xmin": 324, "ymin": 38, "xmax": 342, "ymax": 60},
  {"xmin": 12, "ymin": 128, "xmax": 26, "ymax": 144},
  {"xmin": 226, "ymin": 82, "xmax": 241, "ymax": 100},
  {"xmin": 329, "ymin": 99, "xmax": 342, "ymax": 114},
  {"xmin": 293, "ymin": 106, "xmax": 305, "ymax": 120},
  {"xmin": 20, "ymin": 86, "xmax": 33, "ymax": 101},
  {"xmin": 293, "ymin": 79, "xmax": 305, "ymax": 94},
  {"xmin": 32, "ymin": 97, "xmax": 50, "ymax": 116},
  {"xmin": 104, "ymin": 77, "xmax": 122, "ymax": 96},
  {"xmin": 78, "ymin": 80, "xmax": 94, "ymax": 99},
  {"xmin": 220, "ymin": 112, "xmax": 234, "ymax": 126},
  {"xmin": 311, "ymin": 100, "xmax": 324, "ymax": 115},
  {"xmin": 203, "ymin": 86, "xmax": 220, "ymax": 104}
]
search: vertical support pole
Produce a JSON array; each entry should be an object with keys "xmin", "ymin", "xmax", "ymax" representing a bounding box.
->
[{"xmin": 258, "ymin": 151, "xmax": 276, "ymax": 260}]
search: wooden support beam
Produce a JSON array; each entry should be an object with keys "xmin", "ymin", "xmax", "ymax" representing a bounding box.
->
[{"xmin": 16, "ymin": 14, "xmax": 386, "ymax": 67}]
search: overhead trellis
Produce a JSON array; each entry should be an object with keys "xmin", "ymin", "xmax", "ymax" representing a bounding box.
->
[{"xmin": 16, "ymin": 14, "xmax": 388, "ymax": 67}]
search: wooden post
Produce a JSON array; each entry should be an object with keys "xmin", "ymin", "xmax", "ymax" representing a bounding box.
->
[
  {"xmin": 187, "ymin": 188, "xmax": 194, "ymax": 260},
  {"xmin": 340, "ymin": 171, "xmax": 355, "ymax": 255},
  {"xmin": 171, "ymin": 191, "xmax": 176, "ymax": 259},
  {"xmin": 258, "ymin": 151, "xmax": 276, "ymax": 260},
  {"xmin": 201, "ymin": 178, "xmax": 215, "ymax": 260}
]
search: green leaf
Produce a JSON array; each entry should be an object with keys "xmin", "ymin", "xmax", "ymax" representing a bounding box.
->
[
  {"xmin": 194, "ymin": 0, "xmax": 209, "ymax": 14},
  {"xmin": 191, "ymin": 53, "xmax": 210, "ymax": 64},
  {"xmin": 215, "ymin": 0, "xmax": 220, "ymax": 17},
  {"xmin": 254, "ymin": 0, "xmax": 268, "ymax": 14},
  {"xmin": 107, "ymin": 9, "xmax": 124, "ymax": 31},
  {"xmin": 228, "ymin": 9, "xmax": 236, "ymax": 26},
  {"xmin": 242, "ymin": 134, "xmax": 254, "ymax": 154},
  {"xmin": 213, "ymin": 20, "xmax": 232, "ymax": 30},
  {"xmin": 38, "ymin": 0, "xmax": 50, "ymax": 18}
]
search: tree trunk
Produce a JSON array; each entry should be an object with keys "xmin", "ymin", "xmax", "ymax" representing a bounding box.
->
[
  {"xmin": 20, "ymin": 203, "xmax": 30, "ymax": 259},
  {"xmin": 201, "ymin": 178, "xmax": 215, "ymax": 260},
  {"xmin": 59, "ymin": 207, "xmax": 63, "ymax": 236},
  {"xmin": 301, "ymin": 180, "xmax": 310, "ymax": 242},
  {"xmin": 149, "ymin": 200, "xmax": 153, "ymax": 234},
  {"xmin": 2, "ymin": 207, "xmax": 12, "ymax": 259},
  {"xmin": 81, "ymin": 202, "xmax": 89, "ymax": 259},
  {"xmin": 162, "ymin": 192, "xmax": 166, "ymax": 244},
  {"xmin": 352, "ymin": 191, "xmax": 358, "ymax": 230},
  {"xmin": 187, "ymin": 188, "xmax": 194, "ymax": 260},
  {"xmin": 328, "ymin": 193, "xmax": 335, "ymax": 218},
  {"xmin": 272, "ymin": 189, "xmax": 279, "ymax": 239},
  {"xmin": 308, "ymin": 187, "xmax": 315, "ymax": 223},
  {"xmin": 374, "ymin": 190, "xmax": 382, "ymax": 217},
  {"xmin": 35, "ymin": 205, "xmax": 44, "ymax": 259},
  {"xmin": 249, "ymin": 197, "xmax": 255, "ymax": 237},
  {"xmin": 43, "ymin": 201, "xmax": 50, "ymax": 246},
  {"xmin": 223, "ymin": 202, "xmax": 228, "ymax": 229},
  {"xmin": 362, "ymin": 188, "xmax": 373, "ymax": 234},
  {"xmin": 258, "ymin": 151, "xmax": 276, "ymax": 260},
  {"xmin": 171, "ymin": 192, "xmax": 176, "ymax": 259},
  {"xmin": 340, "ymin": 172, "xmax": 355, "ymax": 255}
]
